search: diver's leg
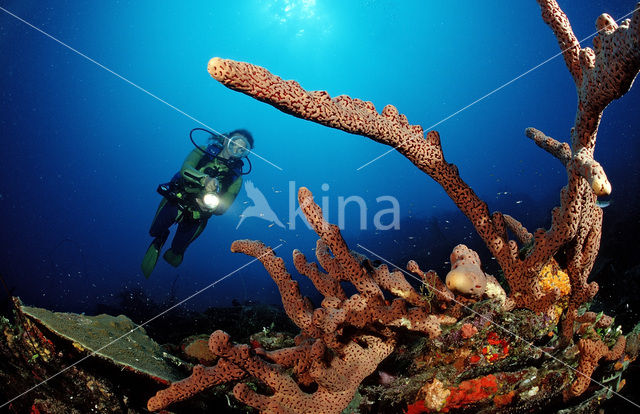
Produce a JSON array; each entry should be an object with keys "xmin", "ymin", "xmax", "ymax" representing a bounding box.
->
[
  {"xmin": 142, "ymin": 199, "xmax": 179, "ymax": 277},
  {"xmin": 149, "ymin": 198, "xmax": 179, "ymax": 238},
  {"xmin": 163, "ymin": 218, "xmax": 208, "ymax": 267}
]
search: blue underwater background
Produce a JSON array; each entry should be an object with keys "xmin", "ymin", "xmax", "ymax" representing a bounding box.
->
[{"xmin": 1, "ymin": 0, "xmax": 639, "ymax": 333}]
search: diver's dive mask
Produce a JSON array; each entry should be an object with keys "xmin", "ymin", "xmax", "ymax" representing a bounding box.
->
[
  {"xmin": 190, "ymin": 127, "xmax": 253, "ymax": 175},
  {"xmin": 225, "ymin": 134, "xmax": 251, "ymax": 159}
]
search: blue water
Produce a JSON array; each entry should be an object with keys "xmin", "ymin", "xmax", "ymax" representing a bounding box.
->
[{"xmin": 0, "ymin": 0, "xmax": 638, "ymax": 314}]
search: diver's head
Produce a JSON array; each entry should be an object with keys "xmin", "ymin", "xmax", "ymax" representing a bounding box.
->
[{"xmin": 222, "ymin": 129, "xmax": 253, "ymax": 159}]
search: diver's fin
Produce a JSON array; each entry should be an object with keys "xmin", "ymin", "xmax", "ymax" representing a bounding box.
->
[
  {"xmin": 141, "ymin": 233, "xmax": 168, "ymax": 278},
  {"xmin": 141, "ymin": 244, "xmax": 160, "ymax": 278},
  {"xmin": 163, "ymin": 249, "xmax": 183, "ymax": 267}
]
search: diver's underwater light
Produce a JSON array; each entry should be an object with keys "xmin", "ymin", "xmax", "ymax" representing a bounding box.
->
[{"xmin": 202, "ymin": 193, "xmax": 220, "ymax": 209}]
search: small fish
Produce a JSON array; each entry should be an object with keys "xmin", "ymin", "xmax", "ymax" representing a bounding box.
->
[
  {"xmin": 515, "ymin": 200, "xmax": 523, "ymax": 204},
  {"xmin": 596, "ymin": 199, "xmax": 611, "ymax": 208},
  {"xmin": 268, "ymin": 222, "xmax": 275, "ymax": 228}
]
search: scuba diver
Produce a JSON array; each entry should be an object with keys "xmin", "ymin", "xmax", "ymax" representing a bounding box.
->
[{"xmin": 141, "ymin": 128, "xmax": 254, "ymax": 278}]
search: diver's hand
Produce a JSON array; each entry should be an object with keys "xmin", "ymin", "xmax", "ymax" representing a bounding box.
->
[
  {"xmin": 195, "ymin": 197, "xmax": 212, "ymax": 212},
  {"xmin": 200, "ymin": 176, "xmax": 219, "ymax": 192}
]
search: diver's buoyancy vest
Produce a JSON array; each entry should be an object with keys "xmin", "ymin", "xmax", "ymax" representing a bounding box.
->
[{"xmin": 195, "ymin": 153, "xmax": 243, "ymax": 192}]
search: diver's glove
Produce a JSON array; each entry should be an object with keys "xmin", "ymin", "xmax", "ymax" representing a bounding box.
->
[{"xmin": 201, "ymin": 176, "xmax": 219, "ymax": 193}]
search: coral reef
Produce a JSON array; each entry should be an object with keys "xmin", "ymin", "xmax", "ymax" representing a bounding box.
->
[
  {"xmin": 147, "ymin": 190, "xmax": 638, "ymax": 413},
  {"xmin": 148, "ymin": 1, "xmax": 640, "ymax": 413},
  {"xmin": 148, "ymin": 187, "xmax": 457, "ymax": 412}
]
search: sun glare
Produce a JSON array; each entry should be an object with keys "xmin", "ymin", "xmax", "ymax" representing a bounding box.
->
[{"xmin": 269, "ymin": 0, "xmax": 317, "ymax": 24}]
